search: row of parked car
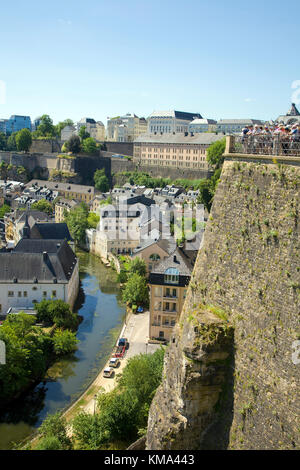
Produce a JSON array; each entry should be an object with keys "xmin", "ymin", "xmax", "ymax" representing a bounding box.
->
[{"xmin": 103, "ymin": 337, "xmax": 129, "ymax": 378}]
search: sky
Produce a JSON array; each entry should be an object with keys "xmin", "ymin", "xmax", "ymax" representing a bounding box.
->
[{"xmin": 0, "ymin": 0, "xmax": 299, "ymax": 125}]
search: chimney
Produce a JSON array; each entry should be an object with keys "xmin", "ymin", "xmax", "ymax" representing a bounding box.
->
[{"xmin": 43, "ymin": 251, "xmax": 47, "ymax": 261}]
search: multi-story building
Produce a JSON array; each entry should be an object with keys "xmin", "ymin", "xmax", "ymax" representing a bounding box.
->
[
  {"xmin": 132, "ymin": 238, "xmax": 176, "ymax": 275},
  {"xmin": 77, "ymin": 118, "xmax": 106, "ymax": 141},
  {"xmin": 189, "ymin": 118, "xmax": 217, "ymax": 133},
  {"xmin": 106, "ymin": 114, "xmax": 147, "ymax": 142},
  {"xmin": 149, "ymin": 248, "xmax": 192, "ymax": 342},
  {"xmin": 5, "ymin": 115, "xmax": 31, "ymax": 134},
  {"xmin": 133, "ymin": 133, "xmax": 223, "ymax": 170},
  {"xmin": 0, "ymin": 119, "xmax": 6, "ymax": 134},
  {"xmin": 26, "ymin": 180, "xmax": 97, "ymax": 204},
  {"xmin": 217, "ymin": 119, "xmax": 264, "ymax": 135},
  {"xmin": 55, "ymin": 198, "xmax": 80, "ymax": 223},
  {"xmin": 0, "ymin": 238, "xmax": 79, "ymax": 315},
  {"xmin": 4, "ymin": 210, "xmax": 53, "ymax": 244},
  {"xmin": 147, "ymin": 110, "xmax": 202, "ymax": 135}
]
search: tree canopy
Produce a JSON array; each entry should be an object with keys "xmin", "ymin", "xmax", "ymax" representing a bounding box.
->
[
  {"xmin": 94, "ymin": 169, "xmax": 109, "ymax": 192},
  {"xmin": 15, "ymin": 128, "xmax": 32, "ymax": 152},
  {"xmin": 64, "ymin": 203, "xmax": 89, "ymax": 245}
]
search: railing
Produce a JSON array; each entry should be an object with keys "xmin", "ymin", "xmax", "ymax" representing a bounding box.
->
[{"xmin": 229, "ymin": 134, "xmax": 300, "ymax": 157}]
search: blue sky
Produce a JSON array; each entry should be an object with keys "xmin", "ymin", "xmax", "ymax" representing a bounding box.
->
[{"xmin": 0, "ymin": 0, "xmax": 299, "ymax": 124}]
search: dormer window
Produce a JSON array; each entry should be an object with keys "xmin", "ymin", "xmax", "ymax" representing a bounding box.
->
[{"xmin": 164, "ymin": 268, "xmax": 179, "ymax": 285}]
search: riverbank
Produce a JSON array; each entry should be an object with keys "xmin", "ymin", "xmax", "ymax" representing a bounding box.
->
[{"xmin": 63, "ymin": 310, "xmax": 160, "ymax": 421}]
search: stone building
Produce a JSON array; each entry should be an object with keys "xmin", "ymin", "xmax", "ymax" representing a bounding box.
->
[
  {"xmin": 26, "ymin": 180, "xmax": 97, "ymax": 204},
  {"xmin": 133, "ymin": 133, "xmax": 223, "ymax": 170},
  {"xmin": 55, "ymin": 198, "xmax": 80, "ymax": 223}
]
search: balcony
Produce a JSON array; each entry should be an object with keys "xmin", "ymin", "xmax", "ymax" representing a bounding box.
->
[{"xmin": 225, "ymin": 135, "xmax": 300, "ymax": 160}]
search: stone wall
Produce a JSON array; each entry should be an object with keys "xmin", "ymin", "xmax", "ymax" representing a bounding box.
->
[
  {"xmin": 30, "ymin": 139, "xmax": 62, "ymax": 154},
  {"xmin": 146, "ymin": 159, "xmax": 300, "ymax": 450}
]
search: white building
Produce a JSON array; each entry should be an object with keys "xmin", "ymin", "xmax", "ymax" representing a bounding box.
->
[
  {"xmin": 0, "ymin": 239, "xmax": 79, "ymax": 315},
  {"xmin": 147, "ymin": 110, "xmax": 202, "ymax": 135}
]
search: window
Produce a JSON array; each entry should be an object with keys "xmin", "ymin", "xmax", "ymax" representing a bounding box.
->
[
  {"xmin": 43, "ymin": 291, "xmax": 47, "ymax": 297},
  {"xmin": 18, "ymin": 291, "xmax": 22, "ymax": 297},
  {"xmin": 8, "ymin": 291, "xmax": 14, "ymax": 297},
  {"xmin": 164, "ymin": 268, "xmax": 179, "ymax": 285},
  {"xmin": 23, "ymin": 291, "xmax": 27, "ymax": 297},
  {"xmin": 154, "ymin": 287, "xmax": 162, "ymax": 297},
  {"xmin": 52, "ymin": 291, "xmax": 57, "ymax": 298}
]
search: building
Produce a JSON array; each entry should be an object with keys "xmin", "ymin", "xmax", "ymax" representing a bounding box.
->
[
  {"xmin": 26, "ymin": 180, "xmax": 97, "ymax": 203},
  {"xmin": 0, "ymin": 238, "xmax": 79, "ymax": 315},
  {"xmin": 55, "ymin": 198, "xmax": 80, "ymax": 223},
  {"xmin": 4, "ymin": 210, "xmax": 53, "ymax": 244},
  {"xmin": 147, "ymin": 110, "xmax": 202, "ymax": 135},
  {"xmin": 149, "ymin": 248, "xmax": 193, "ymax": 342},
  {"xmin": 0, "ymin": 119, "xmax": 6, "ymax": 134},
  {"xmin": 5, "ymin": 115, "xmax": 31, "ymax": 134},
  {"xmin": 106, "ymin": 114, "xmax": 147, "ymax": 142},
  {"xmin": 133, "ymin": 133, "xmax": 223, "ymax": 170},
  {"xmin": 132, "ymin": 238, "xmax": 176, "ymax": 275},
  {"xmin": 77, "ymin": 118, "xmax": 105, "ymax": 141},
  {"xmin": 61, "ymin": 125, "xmax": 76, "ymax": 142},
  {"xmin": 189, "ymin": 118, "xmax": 217, "ymax": 133},
  {"xmin": 276, "ymin": 103, "xmax": 300, "ymax": 126},
  {"xmin": 217, "ymin": 119, "xmax": 264, "ymax": 135}
]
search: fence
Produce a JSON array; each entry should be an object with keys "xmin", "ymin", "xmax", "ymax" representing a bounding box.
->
[{"xmin": 230, "ymin": 134, "xmax": 300, "ymax": 157}]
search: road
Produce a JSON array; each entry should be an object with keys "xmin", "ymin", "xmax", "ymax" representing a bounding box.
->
[{"xmin": 65, "ymin": 310, "xmax": 160, "ymax": 417}]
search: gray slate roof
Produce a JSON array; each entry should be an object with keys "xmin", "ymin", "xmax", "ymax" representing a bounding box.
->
[
  {"xmin": 134, "ymin": 133, "xmax": 223, "ymax": 145},
  {"xmin": 151, "ymin": 247, "xmax": 193, "ymax": 276},
  {"xmin": 0, "ymin": 239, "xmax": 77, "ymax": 283}
]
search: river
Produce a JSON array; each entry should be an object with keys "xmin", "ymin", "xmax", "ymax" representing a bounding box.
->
[{"xmin": 0, "ymin": 251, "xmax": 126, "ymax": 450}]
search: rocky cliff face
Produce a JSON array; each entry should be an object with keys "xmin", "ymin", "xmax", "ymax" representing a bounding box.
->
[{"xmin": 146, "ymin": 160, "xmax": 300, "ymax": 450}]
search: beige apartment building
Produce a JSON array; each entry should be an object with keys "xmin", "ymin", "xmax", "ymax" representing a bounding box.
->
[
  {"xmin": 133, "ymin": 133, "xmax": 223, "ymax": 170},
  {"xmin": 149, "ymin": 248, "xmax": 192, "ymax": 342},
  {"xmin": 55, "ymin": 198, "xmax": 79, "ymax": 223}
]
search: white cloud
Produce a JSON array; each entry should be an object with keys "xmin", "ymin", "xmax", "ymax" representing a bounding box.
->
[
  {"xmin": 245, "ymin": 98, "xmax": 256, "ymax": 103},
  {"xmin": 58, "ymin": 19, "xmax": 72, "ymax": 26}
]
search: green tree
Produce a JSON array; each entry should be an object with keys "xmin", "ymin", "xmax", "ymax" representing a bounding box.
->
[
  {"xmin": 94, "ymin": 169, "xmax": 109, "ymax": 192},
  {"xmin": 0, "ymin": 204, "xmax": 11, "ymax": 218},
  {"xmin": 64, "ymin": 203, "xmax": 89, "ymax": 245},
  {"xmin": 79, "ymin": 125, "xmax": 90, "ymax": 141},
  {"xmin": 128, "ymin": 258, "xmax": 147, "ymax": 277},
  {"xmin": 31, "ymin": 199, "xmax": 53, "ymax": 215},
  {"xmin": 197, "ymin": 179, "xmax": 213, "ymax": 212},
  {"xmin": 15, "ymin": 128, "xmax": 32, "ymax": 152},
  {"xmin": 39, "ymin": 412, "xmax": 72, "ymax": 450},
  {"xmin": 122, "ymin": 273, "xmax": 149, "ymax": 307},
  {"xmin": 7, "ymin": 132, "xmax": 17, "ymax": 151},
  {"xmin": 206, "ymin": 138, "xmax": 226, "ymax": 170},
  {"xmin": 0, "ymin": 132, "xmax": 6, "ymax": 150},
  {"xmin": 72, "ymin": 412, "xmax": 106, "ymax": 450},
  {"xmin": 52, "ymin": 329, "xmax": 79, "ymax": 355},
  {"xmin": 82, "ymin": 137, "xmax": 97, "ymax": 154},
  {"xmin": 35, "ymin": 299, "xmax": 78, "ymax": 329},
  {"xmin": 35, "ymin": 435, "xmax": 64, "ymax": 450},
  {"xmin": 36, "ymin": 115, "xmax": 56, "ymax": 137},
  {"xmin": 65, "ymin": 135, "xmax": 81, "ymax": 154},
  {"xmin": 87, "ymin": 212, "xmax": 100, "ymax": 229}
]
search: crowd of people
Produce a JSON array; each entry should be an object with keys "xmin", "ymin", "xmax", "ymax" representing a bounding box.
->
[{"xmin": 239, "ymin": 122, "xmax": 300, "ymax": 155}]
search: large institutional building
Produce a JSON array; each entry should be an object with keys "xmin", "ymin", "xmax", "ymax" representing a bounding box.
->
[
  {"xmin": 106, "ymin": 113, "xmax": 148, "ymax": 142},
  {"xmin": 147, "ymin": 110, "xmax": 202, "ymax": 135},
  {"xmin": 133, "ymin": 132, "xmax": 223, "ymax": 170}
]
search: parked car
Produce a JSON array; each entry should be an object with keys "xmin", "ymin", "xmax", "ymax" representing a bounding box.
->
[
  {"xmin": 118, "ymin": 338, "xmax": 129, "ymax": 349},
  {"xmin": 109, "ymin": 357, "xmax": 120, "ymax": 368},
  {"xmin": 103, "ymin": 367, "xmax": 114, "ymax": 378},
  {"xmin": 137, "ymin": 306, "xmax": 144, "ymax": 313}
]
